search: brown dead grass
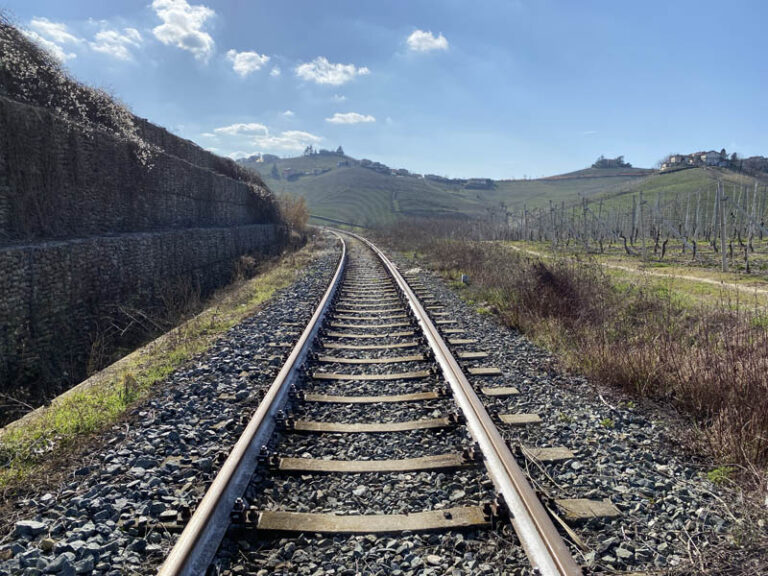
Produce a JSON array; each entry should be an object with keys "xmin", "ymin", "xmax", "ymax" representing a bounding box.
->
[{"xmin": 379, "ymin": 221, "xmax": 768, "ymax": 487}]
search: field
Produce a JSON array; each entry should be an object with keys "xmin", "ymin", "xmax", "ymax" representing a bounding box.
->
[
  {"xmin": 376, "ymin": 221, "xmax": 768, "ymax": 484},
  {"xmin": 506, "ymin": 239, "xmax": 768, "ymax": 309}
]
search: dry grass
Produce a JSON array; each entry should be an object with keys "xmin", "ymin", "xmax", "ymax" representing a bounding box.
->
[{"xmin": 380, "ymin": 221, "xmax": 768, "ymax": 487}]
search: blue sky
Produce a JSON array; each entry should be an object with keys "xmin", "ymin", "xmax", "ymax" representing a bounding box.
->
[{"xmin": 3, "ymin": 0, "xmax": 767, "ymax": 178}]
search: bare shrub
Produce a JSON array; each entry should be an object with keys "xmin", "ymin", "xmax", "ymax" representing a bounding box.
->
[
  {"xmin": 377, "ymin": 220, "xmax": 768, "ymax": 481},
  {"xmin": 234, "ymin": 254, "xmax": 259, "ymax": 281},
  {"xmin": 278, "ymin": 193, "xmax": 309, "ymax": 234}
]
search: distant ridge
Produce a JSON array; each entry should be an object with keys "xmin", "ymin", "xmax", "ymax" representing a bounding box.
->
[{"xmin": 239, "ymin": 152, "xmax": 764, "ymax": 227}]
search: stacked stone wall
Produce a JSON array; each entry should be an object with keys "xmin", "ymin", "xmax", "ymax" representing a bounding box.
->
[{"xmin": 0, "ymin": 96, "xmax": 285, "ymax": 402}]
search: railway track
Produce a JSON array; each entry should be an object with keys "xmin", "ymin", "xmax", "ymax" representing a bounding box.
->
[{"xmin": 158, "ymin": 232, "xmax": 590, "ymax": 575}]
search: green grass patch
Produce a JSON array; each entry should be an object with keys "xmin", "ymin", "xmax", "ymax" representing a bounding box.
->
[{"xmin": 707, "ymin": 466, "xmax": 735, "ymax": 485}]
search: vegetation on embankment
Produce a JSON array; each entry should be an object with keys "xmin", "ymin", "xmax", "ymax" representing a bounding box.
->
[
  {"xmin": 0, "ymin": 237, "xmax": 326, "ymax": 491},
  {"xmin": 506, "ymin": 240, "xmax": 768, "ymax": 310},
  {"xmin": 379, "ymin": 222, "xmax": 768, "ymax": 488}
]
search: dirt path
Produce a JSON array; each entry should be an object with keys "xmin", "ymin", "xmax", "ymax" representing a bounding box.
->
[{"xmin": 505, "ymin": 244, "xmax": 768, "ymax": 298}]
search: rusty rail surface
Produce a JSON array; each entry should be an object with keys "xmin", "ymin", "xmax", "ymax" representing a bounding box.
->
[
  {"xmin": 352, "ymin": 232, "xmax": 582, "ymax": 576},
  {"xmin": 157, "ymin": 233, "xmax": 347, "ymax": 576},
  {"xmin": 159, "ymin": 230, "xmax": 580, "ymax": 576}
]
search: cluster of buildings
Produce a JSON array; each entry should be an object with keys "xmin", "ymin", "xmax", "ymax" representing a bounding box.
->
[{"xmin": 661, "ymin": 149, "xmax": 731, "ymax": 170}]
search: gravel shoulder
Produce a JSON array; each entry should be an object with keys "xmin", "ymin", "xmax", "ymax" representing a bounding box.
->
[
  {"xmin": 0, "ymin": 233, "xmax": 341, "ymax": 576},
  {"xmin": 395, "ymin": 256, "xmax": 767, "ymax": 575}
]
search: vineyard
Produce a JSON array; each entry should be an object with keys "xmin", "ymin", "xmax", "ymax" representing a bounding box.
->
[{"xmin": 495, "ymin": 172, "xmax": 768, "ymax": 277}]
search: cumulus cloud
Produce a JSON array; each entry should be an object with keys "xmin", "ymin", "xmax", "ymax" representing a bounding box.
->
[
  {"xmin": 226, "ymin": 49, "xmax": 270, "ymax": 76},
  {"xmin": 325, "ymin": 112, "xmax": 376, "ymax": 125},
  {"xmin": 213, "ymin": 122, "xmax": 269, "ymax": 136},
  {"xmin": 29, "ymin": 18, "xmax": 83, "ymax": 45},
  {"xmin": 252, "ymin": 130, "xmax": 322, "ymax": 151},
  {"xmin": 333, "ymin": 94, "xmax": 347, "ymax": 102},
  {"xmin": 295, "ymin": 57, "xmax": 370, "ymax": 86},
  {"xmin": 23, "ymin": 18, "xmax": 82, "ymax": 61},
  {"xmin": 90, "ymin": 28, "xmax": 142, "ymax": 60},
  {"xmin": 151, "ymin": 0, "xmax": 215, "ymax": 61},
  {"xmin": 270, "ymin": 66, "xmax": 281, "ymax": 77},
  {"xmin": 22, "ymin": 30, "xmax": 76, "ymax": 61},
  {"xmin": 406, "ymin": 29, "xmax": 449, "ymax": 52},
  {"xmin": 211, "ymin": 122, "xmax": 322, "ymax": 154},
  {"xmin": 282, "ymin": 110, "xmax": 295, "ymax": 117}
]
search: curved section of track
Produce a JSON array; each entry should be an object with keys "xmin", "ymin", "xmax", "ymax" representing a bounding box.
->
[{"xmin": 159, "ymin": 231, "xmax": 581, "ymax": 576}]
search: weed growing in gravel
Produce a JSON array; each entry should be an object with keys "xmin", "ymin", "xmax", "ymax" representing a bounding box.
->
[
  {"xmin": 599, "ymin": 418, "xmax": 615, "ymax": 429},
  {"xmin": 707, "ymin": 466, "xmax": 735, "ymax": 485}
]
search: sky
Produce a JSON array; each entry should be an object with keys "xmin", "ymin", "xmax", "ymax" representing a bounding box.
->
[{"xmin": 2, "ymin": 0, "xmax": 767, "ymax": 178}]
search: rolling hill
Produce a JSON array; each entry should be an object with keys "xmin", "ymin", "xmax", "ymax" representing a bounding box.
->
[{"xmin": 238, "ymin": 152, "xmax": 765, "ymax": 227}]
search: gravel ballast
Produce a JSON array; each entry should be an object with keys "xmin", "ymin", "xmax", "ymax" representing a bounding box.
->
[
  {"xmin": 0, "ymin": 236, "xmax": 341, "ymax": 576},
  {"xmin": 2, "ymin": 234, "xmax": 762, "ymax": 576}
]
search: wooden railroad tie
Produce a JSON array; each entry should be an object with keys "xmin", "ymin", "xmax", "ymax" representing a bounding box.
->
[
  {"xmin": 448, "ymin": 338, "xmax": 478, "ymax": 345},
  {"xmin": 276, "ymin": 452, "xmax": 470, "ymax": 473},
  {"xmin": 324, "ymin": 330, "xmax": 416, "ymax": 339},
  {"xmin": 334, "ymin": 308, "xmax": 404, "ymax": 314},
  {"xmin": 554, "ymin": 499, "xmax": 621, "ymax": 521},
  {"xmin": 311, "ymin": 370, "xmax": 431, "ymax": 381},
  {"xmin": 289, "ymin": 416, "xmax": 456, "ymax": 433},
  {"xmin": 316, "ymin": 354, "xmax": 425, "ymax": 364},
  {"xmin": 480, "ymin": 386, "xmax": 519, "ymax": 397},
  {"xmin": 329, "ymin": 322, "xmax": 411, "ymax": 330},
  {"xmin": 322, "ymin": 341, "xmax": 420, "ymax": 351},
  {"xmin": 499, "ymin": 414, "xmax": 542, "ymax": 426},
  {"xmin": 245, "ymin": 506, "xmax": 492, "ymax": 534},
  {"xmin": 301, "ymin": 390, "xmax": 441, "ymax": 404},
  {"xmin": 521, "ymin": 446, "xmax": 575, "ymax": 462},
  {"xmin": 332, "ymin": 314, "xmax": 408, "ymax": 321},
  {"xmin": 468, "ymin": 367, "xmax": 503, "ymax": 376}
]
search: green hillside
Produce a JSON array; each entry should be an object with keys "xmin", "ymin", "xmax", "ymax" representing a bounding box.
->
[
  {"xmin": 585, "ymin": 166, "xmax": 768, "ymax": 232},
  {"xmin": 596, "ymin": 166, "xmax": 764, "ymax": 207},
  {"xmin": 239, "ymin": 153, "xmax": 765, "ymax": 227},
  {"xmin": 474, "ymin": 167, "xmax": 654, "ymax": 211},
  {"xmin": 240, "ymin": 154, "xmax": 486, "ymax": 226}
]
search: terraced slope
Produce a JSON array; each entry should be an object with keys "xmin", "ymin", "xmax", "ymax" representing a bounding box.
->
[{"xmin": 240, "ymin": 154, "xmax": 765, "ymax": 226}]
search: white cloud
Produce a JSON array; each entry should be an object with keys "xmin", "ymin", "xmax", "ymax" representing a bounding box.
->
[
  {"xmin": 295, "ymin": 57, "xmax": 370, "ymax": 86},
  {"xmin": 282, "ymin": 110, "xmax": 295, "ymax": 117},
  {"xmin": 29, "ymin": 18, "xmax": 83, "ymax": 45},
  {"xmin": 23, "ymin": 18, "xmax": 83, "ymax": 61},
  {"xmin": 406, "ymin": 29, "xmax": 449, "ymax": 52},
  {"xmin": 151, "ymin": 0, "xmax": 215, "ymax": 61},
  {"xmin": 214, "ymin": 122, "xmax": 269, "ymax": 136},
  {"xmin": 270, "ymin": 66, "xmax": 281, "ymax": 77},
  {"xmin": 90, "ymin": 27, "xmax": 142, "ymax": 60},
  {"xmin": 325, "ymin": 112, "xmax": 376, "ymax": 125},
  {"xmin": 211, "ymin": 122, "xmax": 322, "ymax": 154},
  {"xmin": 333, "ymin": 94, "xmax": 347, "ymax": 102},
  {"xmin": 22, "ymin": 30, "xmax": 77, "ymax": 61},
  {"xmin": 251, "ymin": 130, "xmax": 322, "ymax": 152},
  {"xmin": 226, "ymin": 49, "xmax": 269, "ymax": 76}
]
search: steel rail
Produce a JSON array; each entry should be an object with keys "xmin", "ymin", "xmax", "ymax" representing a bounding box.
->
[
  {"xmin": 157, "ymin": 233, "xmax": 347, "ymax": 576},
  {"xmin": 351, "ymin": 232, "xmax": 582, "ymax": 576}
]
